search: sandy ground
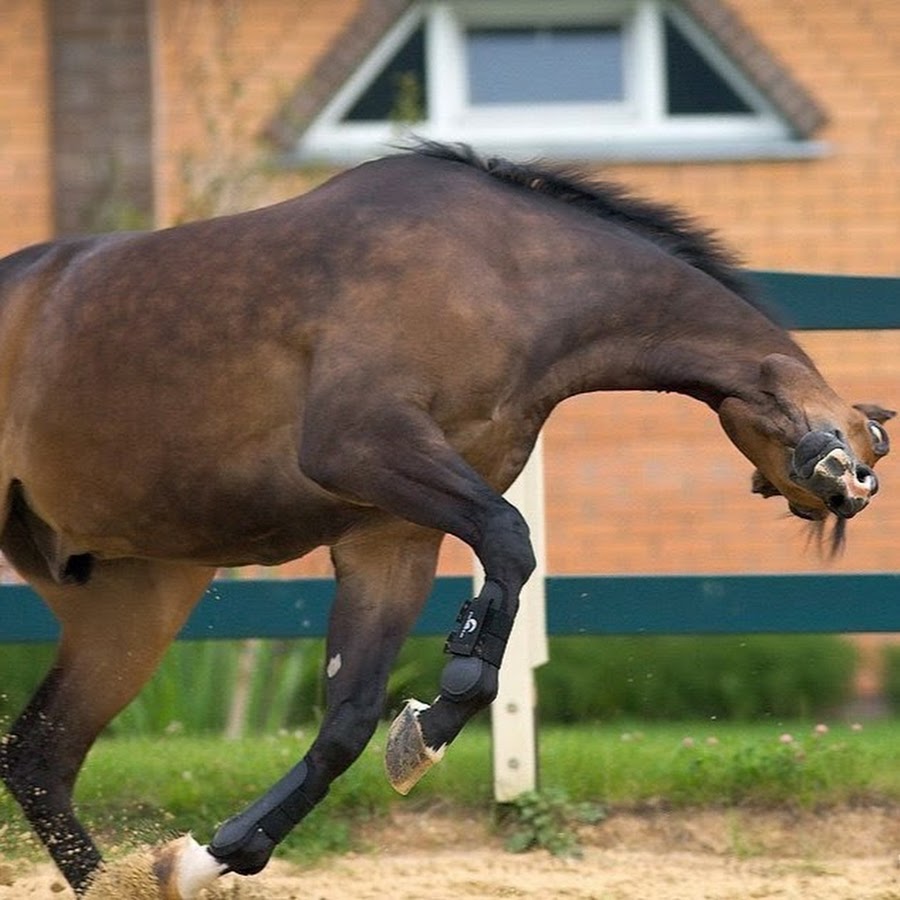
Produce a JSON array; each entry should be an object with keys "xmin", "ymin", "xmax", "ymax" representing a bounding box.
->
[{"xmin": 4, "ymin": 807, "xmax": 900, "ymax": 899}]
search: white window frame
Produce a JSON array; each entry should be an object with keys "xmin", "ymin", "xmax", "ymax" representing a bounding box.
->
[{"xmin": 296, "ymin": 0, "xmax": 823, "ymax": 164}]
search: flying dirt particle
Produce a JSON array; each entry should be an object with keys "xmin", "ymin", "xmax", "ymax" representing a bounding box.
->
[{"xmin": 82, "ymin": 849, "xmax": 161, "ymax": 900}]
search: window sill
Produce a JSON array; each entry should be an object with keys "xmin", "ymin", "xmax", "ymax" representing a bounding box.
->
[{"xmin": 282, "ymin": 136, "xmax": 830, "ymax": 168}]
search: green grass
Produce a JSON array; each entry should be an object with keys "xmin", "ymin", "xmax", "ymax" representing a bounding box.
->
[
  {"xmin": 540, "ymin": 719, "xmax": 900, "ymax": 807},
  {"xmin": 4, "ymin": 719, "xmax": 900, "ymax": 863}
]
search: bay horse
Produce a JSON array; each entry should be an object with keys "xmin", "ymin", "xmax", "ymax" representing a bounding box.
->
[{"xmin": 0, "ymin": 142, "xmax": 892, "ymax": 897}]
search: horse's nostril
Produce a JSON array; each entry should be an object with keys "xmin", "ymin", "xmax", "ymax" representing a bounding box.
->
[{"xmin": 855, "ymin": 464, "xmax": 878, "ymax": 493}]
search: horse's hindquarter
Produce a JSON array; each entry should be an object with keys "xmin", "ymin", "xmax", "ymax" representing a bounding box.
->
[{"xmin": 0, "ymin": 227, "xmax": 365, "ymax": 566}]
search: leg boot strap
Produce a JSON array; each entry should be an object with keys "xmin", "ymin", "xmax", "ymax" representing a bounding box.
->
[{"xmin": 444, "ymin": 579, "xmax": 514, "ymax": 668}]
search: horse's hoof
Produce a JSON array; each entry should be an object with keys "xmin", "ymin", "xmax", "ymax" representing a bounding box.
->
[
  {"xmin": 83, "ymin": 835, "xmax": 224, "ymax": 899},
  {"xmin": 152, "ymin": 834, "xmax": 226, "ymax": 899},
  {"xmin": 385, "ymin": 699, "xmax": 446, "ymax": 795}
]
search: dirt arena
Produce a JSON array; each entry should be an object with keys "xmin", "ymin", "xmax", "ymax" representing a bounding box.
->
[{"xmin": 4, "ymin": 807, "xmax": 900, "ymax": 899}]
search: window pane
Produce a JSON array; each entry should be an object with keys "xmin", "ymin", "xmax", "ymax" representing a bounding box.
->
[
  {"xmin": 344, "ymin": 26, "xmax": 428, "ymax": 122},
  {"xmin": 664, "ymin": 17, "xmax": 752, "ymax": 114},
  {"xmin": 467, "ymin": 26, "xmax": 623, "ymax": 105}
]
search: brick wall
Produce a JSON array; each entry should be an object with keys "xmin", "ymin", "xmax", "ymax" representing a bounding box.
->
[
  {"xmin": 0, "ymin": 0, "xmax": 896, "ymax": 583},
  {"xmin": 608, "ymin": 0, "xmax": 900, "ymax": 275},
  {"xmin": 5, "ymin": 0, "xmax": 898, "ymax": 264},
  {"xmin": 530, "ymin": 0, "xmax": 900, "ymax": 576},
  {"xmin": 152, "ymin": 0, "xmax": 363, "ymax": 224},
  {"xmin": 223, "ymin": 0, "xmax": 898, "ymax": 579},
  {"xmin": 538, "ymin": 331, "xmax": 899, "ymax": 576},
  {"xmin": 0, "ymin": 2, "xmax": 52, "ymax": 256},
  {"xmin": 152, "ymin": 0, "xmax": 900, "ymax": 274}
]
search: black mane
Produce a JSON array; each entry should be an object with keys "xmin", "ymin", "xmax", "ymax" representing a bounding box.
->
[{"xmin": 408, "ymin": 141, "xmax": 757, "ymax": 306}]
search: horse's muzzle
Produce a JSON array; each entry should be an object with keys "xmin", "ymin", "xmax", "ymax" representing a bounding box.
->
[{"xmin": 791, "ymin": 431, "xmax": 878, "ymax": 519}]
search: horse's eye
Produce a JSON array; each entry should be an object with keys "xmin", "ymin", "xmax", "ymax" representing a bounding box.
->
[{"xmin": 869, "ymin": 421, "xmax": 890, "ymax": 456}]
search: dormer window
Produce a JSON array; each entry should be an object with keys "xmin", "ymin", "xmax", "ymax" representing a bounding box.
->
[{"xmin": 283, "ymin": 1, "xmax": 826, "ymax": 164}]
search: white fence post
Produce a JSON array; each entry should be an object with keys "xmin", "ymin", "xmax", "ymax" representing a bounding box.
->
[{"xmin": 479, "ymin": 436, "xmax": 549, "ymax": 802}]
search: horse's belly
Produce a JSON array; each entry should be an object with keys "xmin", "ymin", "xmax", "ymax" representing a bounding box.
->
[
  {"xmin": 17, "ymin": 464, "xmax": 365, "ymax": 570},
  {"xmin": 164, "ymin": 498, "xmax": 366, "ymax": 568}
]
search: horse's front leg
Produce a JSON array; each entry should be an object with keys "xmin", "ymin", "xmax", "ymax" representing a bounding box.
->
[
  {"xmin": 206, "ymin": 522, "xmax": 442, "ymax": 878},
  {"xmin": 297, "ymin": 399, "xmax": 537, "ymax": 798}
]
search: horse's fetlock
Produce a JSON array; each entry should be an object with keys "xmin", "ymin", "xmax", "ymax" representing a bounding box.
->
[
  {"xmin": 439, "ymin": 656, "xmax": 499, "ymax": 705},
  {"xmin": 210, "ymin": 758, "xmax": 318, "ymax": 875},
  {"xmin": 209, "ymin": 825, "xmax": 276, "ymax": 877}
]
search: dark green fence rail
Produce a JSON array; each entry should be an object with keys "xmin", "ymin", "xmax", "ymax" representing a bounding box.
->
[
  {"xmin": 751, "ymin": 270, "xmax": 900, "ymax": 330},
  {"xmin": 3, "ymin": 573, "xmax": 900, "ymax": 644},
  {"xmin": 1, "ymin": 270, "xmax": 897, "ymax": 644}
]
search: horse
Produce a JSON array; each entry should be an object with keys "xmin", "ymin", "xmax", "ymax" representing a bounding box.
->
[{"xmin": 0, "ymin": 141, "xmax": 892, "ymax": 897}]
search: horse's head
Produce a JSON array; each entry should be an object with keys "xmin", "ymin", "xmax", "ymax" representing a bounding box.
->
[{"xmin": 718, "ymin": 354, "xmax": 893, "ymax": 541}]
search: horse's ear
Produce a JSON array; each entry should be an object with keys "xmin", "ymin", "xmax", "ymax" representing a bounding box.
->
[{"xmin": 854, "ymin": 403, "xmax": 896, "ymax": 424}]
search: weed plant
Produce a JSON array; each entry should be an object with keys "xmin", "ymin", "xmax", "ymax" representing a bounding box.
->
[{"xmin": 499, "ymin": 789, "xmax": 606, "ymax": 857}]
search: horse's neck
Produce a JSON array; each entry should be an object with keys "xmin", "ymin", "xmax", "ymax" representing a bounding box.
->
[{"xmin": 531, "ymin": 272, "xmax": 808, "ymax": 414}]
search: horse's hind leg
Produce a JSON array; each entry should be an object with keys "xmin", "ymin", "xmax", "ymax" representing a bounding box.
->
[
  {"xmin": 208, "ymin": 522, "xmax": 442, "ymax": 877},
  {"xmin": 0, "ymin": 554, "xmax": 213, "ymax": 895}
]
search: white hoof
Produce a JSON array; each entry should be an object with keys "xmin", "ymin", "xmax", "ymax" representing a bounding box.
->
[
  {"xmin": 384, "ymin": 699, "xmax": 446, "ymax": 795},
  {"xmin": 153, "ymin": 834, "xmax": 226, "ymax": 899},
  {"xmin": 83, "ymin": 835, "xmax": 225, "ymax": 900}
]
